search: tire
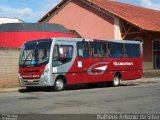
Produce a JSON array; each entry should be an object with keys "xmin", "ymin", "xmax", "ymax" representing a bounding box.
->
[
  {"xmin": 54, "ymin": 78, "xmax": 65, "ymax": 91},
  {"xmin": 112, "ymin": 75, "xmax": 121, "ymax": 87}
]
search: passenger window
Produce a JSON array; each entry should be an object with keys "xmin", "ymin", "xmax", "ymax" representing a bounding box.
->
[
  {"xmin": 90, "ymin": 43, "xmax": 106, "ymax": 58},
  {"xmin": 125, "ymin": 44, "xmax": 140, "ymax": 58},
  {"xmin": 108, "ymin": 43, "xmax": 124, "ymax": 58},
  {"xmin": 52, "ymin": 45, "xmax": 73, "ymax": 67},
  {"xmin": 59, "ymin": 45, "xmax": 73, "ymax": 63},
  {"xmin": 52, "ymin": 45, "xmax": 61, "ymax": 67},
  {"xmin": 53, "ymin": 45, "xmax": 59, "ymax": 58},
  {"xmin": 77, "ymin": 42, "xmax": 89, "ymax": 58}
]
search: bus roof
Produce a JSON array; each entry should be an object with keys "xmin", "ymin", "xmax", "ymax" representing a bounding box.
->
[
  {"xmin": 24, "ymin": 37, "xmax": 141, "ymax": 45},
  {"xmin": 52, "ymin": 38, "xmax": 141, "ymax": 44}
]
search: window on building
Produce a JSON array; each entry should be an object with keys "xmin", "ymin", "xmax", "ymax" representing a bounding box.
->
[
  {"xmin": 77, "ymin": 42, "xmax": 89, "ymax": 58},
  {"xmin": 154, "ymin": 41, "xmax": 160, "ymax": 50},
  {"xmin": 153, "ymin": 41, "xmax": 160, "ymax": 69},
  {"xmin": 125, "ymin": 44, "xmax": 140, "ymax": 58},
  {"xmin": 90, "ymin": 43, "xmax": 107, "ymax": 58},
  {"xmin": 108, "ymin": 42, "xmax": 124, "ymax": 58}
]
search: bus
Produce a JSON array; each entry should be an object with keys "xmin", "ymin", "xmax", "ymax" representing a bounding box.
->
[{"xmin": 18, "ymin": 38, "xmax": 143, "ymax": 91}]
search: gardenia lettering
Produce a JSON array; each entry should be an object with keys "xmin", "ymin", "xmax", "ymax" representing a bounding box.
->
[{"xmin": 114, "ymin": 62, "xmax": 133, "ymax": 66}]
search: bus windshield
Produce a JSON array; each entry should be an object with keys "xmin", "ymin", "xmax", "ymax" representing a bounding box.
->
[{"xmin": 19, "ymin": 40, "xmax": 52, "ymax": 67}]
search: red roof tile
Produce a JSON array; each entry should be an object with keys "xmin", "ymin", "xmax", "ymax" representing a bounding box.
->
[
  {"xmin": 39, "ymin": 0, "xmax": 160, "ymax": 32},
  {"xmin": 87, "ymin": 0, "xmax": 160, "ymax": 32}
]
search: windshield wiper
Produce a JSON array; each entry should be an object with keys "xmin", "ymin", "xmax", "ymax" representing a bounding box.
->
[
  {"xmin": 22, "ymin": 43, "xmax": 37, "ymax": 66},
  {"xmin": 22, "ymin": 51, "xmax": 33, "ymax": 66}
]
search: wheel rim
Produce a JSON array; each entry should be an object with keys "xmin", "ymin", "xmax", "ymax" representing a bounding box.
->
[
  {"xmin": 114, "ymin": 76, "xmax": 119, "ymax": 86},
  {"xmin": 56, "ymin": 80, "xmax": 64, "ymax": 90}
]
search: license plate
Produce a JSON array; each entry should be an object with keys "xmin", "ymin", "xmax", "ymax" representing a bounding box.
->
[{"xmin": 28, "ymin": 79, "xmax": 34, "ymax": 82}]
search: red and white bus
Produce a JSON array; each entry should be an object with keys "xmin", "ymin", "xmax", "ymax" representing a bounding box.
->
[{"xmin": 18, "ymin": 38, "xmax": 143, "ymax": 91}]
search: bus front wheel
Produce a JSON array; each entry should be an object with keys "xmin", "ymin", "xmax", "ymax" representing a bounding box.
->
[
  {"xmin": 112, "ymin": 75, "xmax": 121, "ymax": 87},
  {"xmin": 54, "ymin": 78, "xmax": 65, "ymax": 91}
]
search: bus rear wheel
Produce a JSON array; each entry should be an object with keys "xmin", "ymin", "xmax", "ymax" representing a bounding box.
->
[
  {"xmin": 112, "ymin": 75, "xmax": 121, "ymax": 87},
  {"xmin": 54, "ymin": 78, "xmax": 65, "ymax": 91}
]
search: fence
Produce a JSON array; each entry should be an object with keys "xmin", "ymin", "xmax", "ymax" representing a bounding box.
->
[{"xmin": 0, "ymin": 47, "xmax": 20, "ymax": 88}]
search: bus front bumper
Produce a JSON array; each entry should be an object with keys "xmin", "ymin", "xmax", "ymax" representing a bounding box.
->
[{"xmin": 18, "ymin": 73, "xmax": 52, "ymax": 87}]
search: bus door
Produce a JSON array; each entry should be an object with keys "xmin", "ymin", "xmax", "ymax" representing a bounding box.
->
[
  {"xmin": 52, "ymin": 42, "xmax": 78, "ymax": 84},
  {"xmin": 76, "ymin": 42, "xmax": 89, "ymax": 83}
]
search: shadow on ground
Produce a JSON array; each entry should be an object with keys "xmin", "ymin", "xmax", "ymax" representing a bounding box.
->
[{"xmin": 18, "ymin": 82, "xmax": 142, "ymax": 93}]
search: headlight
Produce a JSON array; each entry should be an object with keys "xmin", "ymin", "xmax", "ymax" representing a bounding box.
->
[{"xmin": 42, "ymin": 69, "xmax": 49, "ymax": 76}]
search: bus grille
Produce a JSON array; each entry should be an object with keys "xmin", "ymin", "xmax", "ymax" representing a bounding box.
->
[
  {"xmin": 23, "ymin": 70, "xmax": 40, "ymax": 73},
  {"xmin": 23, "ymin": 80, "xmax": 39, "ymax": 85}
]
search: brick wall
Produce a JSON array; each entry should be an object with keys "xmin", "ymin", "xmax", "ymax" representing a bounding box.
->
[{"xmin": 0, "ymin": 48, "xmax": 20, "ymax": 88}]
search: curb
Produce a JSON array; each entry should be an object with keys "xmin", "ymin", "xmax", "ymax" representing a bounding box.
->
[
  {"xmin": 0, "ymin": 87, "xmax": 20, "ymax": 93},
  {"xmin": 121, "ymin": 77, "xmax": 160, "ymax": 86},
  {"xmin": 0, "ymin": 78, "xmax": 160, "ymax": 93}
]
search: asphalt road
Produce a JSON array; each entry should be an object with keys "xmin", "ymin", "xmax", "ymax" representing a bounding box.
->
[{"xmin": 0, "ymin": 80, "xmax": 160, "ymax": 114}]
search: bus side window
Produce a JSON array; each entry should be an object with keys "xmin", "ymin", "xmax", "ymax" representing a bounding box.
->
[
  {"xmin": 52, "ymin": 45, "xmax": 73, "ymax": 67},
  {"xmin": 90, "ymin": 42, "xmax": 106, "ymax": 58},
  {"xmin": 53, "ymin": 45, "xmax": 59, "ymax": 59},
  {"xmin": 77, "ymin": 42, "xmax": 89, "ymax": 58},
  {"xmin": 108, "ymin": 42, "xmax": 124, "ymax": 58},
  {"xmin": 125, "ymin": 44, "xmax": 140, "ymax": 58},
  {"xmin": 52, "ymin": 45, "xmax": 62, "ymax": 67},
  {"xmin": 59, "ymin": 45, "xmax": 73, "ymax": 63}
]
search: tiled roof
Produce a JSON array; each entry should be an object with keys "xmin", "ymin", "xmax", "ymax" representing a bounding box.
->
[
  {"xmin": 87, "ymin": 0, "xmax": 160, "ymax": 32},
  {"xmin": 39, "ymin": 0, "xmax": 160, "ymax": 32}
]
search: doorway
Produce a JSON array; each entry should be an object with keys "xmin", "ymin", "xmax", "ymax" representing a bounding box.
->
[{"xmin": 153, "ymin": 40, "xmax": 160, "ymax": 69}]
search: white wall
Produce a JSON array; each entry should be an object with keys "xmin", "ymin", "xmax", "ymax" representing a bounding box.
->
[
  {"xmin": 0, "ymin": 18, "xmax": 23, "ymax": 24},
  {"xmin": 114, "ymin": 17, "xmax": 122, "ymax": 40}
]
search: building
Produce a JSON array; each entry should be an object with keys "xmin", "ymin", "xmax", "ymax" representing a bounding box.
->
[
  {"xmin": 0, "ymin": 23, "xmax": 74, "ymax": 48},
  {"xmin": 0, "ymin": 23, "xmax": 74, "ymax": 87},
  {"xmin": 0, "ymin": 17, "xmax": 24, "ymax": 24},
  {"xmin": 39, "ymin": 0, "xmax": 160, "ymax": 70}
]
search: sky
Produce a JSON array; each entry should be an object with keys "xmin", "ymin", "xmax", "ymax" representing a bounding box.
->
[{"xmin": 0, "ymin": 0, "xmax": 160, "ymax": 22}]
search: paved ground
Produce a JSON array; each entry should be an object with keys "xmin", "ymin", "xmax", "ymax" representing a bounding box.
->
[
  {"xmin": 0, "ymin": 78, "xmax": 160, "ymax": 114},
  {"xmin": 0, "ymin": 77, "xmax": 159, "ymax": 93}
]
